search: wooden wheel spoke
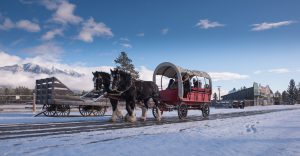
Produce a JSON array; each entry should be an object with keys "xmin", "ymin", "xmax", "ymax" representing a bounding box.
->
[
  {"xmin": 178, "ymin": 104, "xmax": 188, "ymax": 119},
  {"xmin": 202, "ymin": 104, "xmax": 210, "ymax": 118}
]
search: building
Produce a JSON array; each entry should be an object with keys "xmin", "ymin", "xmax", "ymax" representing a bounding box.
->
[{"xmin": 222, "ymin": 82, "xmax": 274, "ymax": 106}]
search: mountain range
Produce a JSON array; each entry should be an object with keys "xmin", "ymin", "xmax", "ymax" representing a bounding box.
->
[{"xmin": 0, "ymin": 63, "xmax": 84, "ymax": 77}]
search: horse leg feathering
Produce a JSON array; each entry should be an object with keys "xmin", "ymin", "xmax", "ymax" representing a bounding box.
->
[
  {"xmin": 153, "ymin": 98, "xmax": 162, "ymax": 121},
  {"xmin": 141, "ymin": 107, "xmax": 147, "ymax": 121},
  {"xmin": 110, "ymin": 99, "xmax": 119, "ymax": 122},
  {"xmin": 111, "ymin": 110, "xmax": 118, "ymax": 122},
  {"xmin": 116, "ymin": 107, "xmax": 123, "ymax": 119},
  {"xmin": 127, "ymin": 109, "xmax": 136, "ymax": 122},
  {"xmin": 125, "ymin": 101, "xmax": 136, "ymax": 122}
]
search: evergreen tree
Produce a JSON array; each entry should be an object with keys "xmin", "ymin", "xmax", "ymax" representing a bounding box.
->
[
  {"xmin": 274, "ymin": 91, "xmax": 281, "ymax": 99},
  {"xmin": 274, "ymin": 91, "xmax": 282, "ymax": 104},
  {"xmin": 114, "ymin": 51, "xmax": 139, "ymax": 79},
  {"xmin": 281, "ymin": 91, "xmax": 288, "ymax": 103},
  {"xmin": 213, "ymin": 92, "xmax": 218, "ymax": 101},
  {"xmin": 296, "ymin": 86, "xmax": 299, "ymax": 103},
  {"xmin": 287, "ymin": 79, "xmax": 297, "ymax": 104},
  {"xmin": 4, "ymin": 88, "xmax": 9, "ymax": 95}
]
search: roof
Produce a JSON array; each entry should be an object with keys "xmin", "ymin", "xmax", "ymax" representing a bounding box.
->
[{"xmin": 153, "ymin": 62, "xmax": 211, "ymax": 79}]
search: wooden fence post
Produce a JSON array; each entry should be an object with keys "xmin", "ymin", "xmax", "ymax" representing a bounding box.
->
[{"xmin": 33, "ymin": 93, "xmax": 36, "ymax": 113}]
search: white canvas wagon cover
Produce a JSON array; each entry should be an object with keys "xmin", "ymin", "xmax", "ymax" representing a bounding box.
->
[{"xmin": 153, "ymin": 62, "xmax": 212, "ymax": 99}]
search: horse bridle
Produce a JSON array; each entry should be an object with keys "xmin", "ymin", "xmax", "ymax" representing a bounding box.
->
[
  {"xmin": 111, "ymin": 71, "xmax": 133, "ymax": 95},
  {"xmin": 93, "ymin": 74, "xmax": 107, "ymax": 91}
]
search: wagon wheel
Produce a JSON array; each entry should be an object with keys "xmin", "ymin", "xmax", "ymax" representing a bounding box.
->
[
  {"xmin": 178, "ymin": 104, "xmax": 188, "ymax": 119},
  {"xmin": 79, "ymin": 105, "xmax": 93, "ymax": 116},
  {"xmin": 55, "ymin": 105, "xmax": 71, "ymax": 117},
  {"xmin": 152, "ymin": 106, "xmax": 163, "ymax": 119},
  {"xmin": 202, "ymin": 104, "xmax": 210, "ymax": 118},
  {"xmin": 42, "ymin": 104, "xmax": 56, "ymax": 117},
  {"xmin": 92, "ymin": 106, "xmax": 107, "ymax": 116}
]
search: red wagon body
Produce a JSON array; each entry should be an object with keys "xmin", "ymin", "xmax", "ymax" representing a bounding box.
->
[{"xmin": 152, "ymin": 62, "xmax": 212, "ymax": 119}]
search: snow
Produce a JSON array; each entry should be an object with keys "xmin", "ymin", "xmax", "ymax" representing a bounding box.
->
[
  {"xmin": 1, "ymin": 104, "xmax": 299, "ymax": 125},
  {"xmin": 1, "ymin": 105, "xmax": 300, "ymax": 156}
]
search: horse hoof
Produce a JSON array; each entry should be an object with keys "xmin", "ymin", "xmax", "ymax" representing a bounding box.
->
[
  {"xmin": 128, "ymin": 116, "xmax": 137, "ymax": 122},
  {"xmin": 116, "ymin": 110, "xmax": 123, "ymax": 118},
  {"xmin": 127, "ymin": 116, "xmax": 137, "ymax": 122},
  {"xmin": 140, "ymin": 117, "xmax": 147, "ymax": 122},
  {"xmin": 156, "ymin": 118, "xmax": 162, "ymax": 122}
]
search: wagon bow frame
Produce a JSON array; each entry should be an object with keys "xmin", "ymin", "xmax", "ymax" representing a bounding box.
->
[{"xmin": 152, "ymin": 62, "xmax": 212, "ymax": 99}]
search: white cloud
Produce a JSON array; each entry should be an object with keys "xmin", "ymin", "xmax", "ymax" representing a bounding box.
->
[
  {"xmin": 0, "ymin": 51, "xmax": 251, "ymax": 92},
  {"xmin": 268, "ymin": 68, "xmax": 290, "ymax": 74},
  {"xmin": 120, "ymin": 37, "xmax": 130, "ymax": 42},
  {"xmin": 138, "ymin": 66, "xmax": 153, "ymax": 81},
  {"xmin": 137, "ymin": 33, "xmax": 145, "ymax": 37},
  {"xmin": 161, "ymin": 28, "xmax": 169, "ymax": 35},
  {"xmin": 196, "ymin": 19, "xmax": 224, "ymax": 29},
  {"xmin": 0, "ymin": 18, "xmax": 14, "ymax": 30},
  {"xmin": 36, "ymin": 0, "xmax": 82, "ymax": 25},
  {"xmin": 0, "ymin": 51, "xmax": 22, "ymax": 66},
  {"xmin": 10, "ymin": 39, "xmax": 25, "ymax": 46},
  {"xmin": 120, "ymin": 43, "xmax": 132, "ymax": 49},
  {"xmin": 0, "ymin": 51, "xmax": 113, "ymax": 90},
  {"xmin": 77, "ymin": 17, "xmax": 113, "ymax": 42},
  {"xmin": 22, "ymin": 42, "xmax": 64, "ymax": 61},
  {"xmin": 42, "ymin": 28, "xmax": 64, "ymax": 40},
  {"xmin": 254, "ymin": 70, "xmax": 262, "ymax": 74},
  {"xmin": 137, "ymin": 66, "xmax": 170, "ymax": 89},
  {"xmin": 16, "ymin": 20, "xmax": 41, "ymax": 32},
  {"xmin": 251, "ymin": 21, "xmax": 296, "ymax": 31},
  {"xmin": 0, "ymin": 68, "xmax": 109, "ymax": 91},
  {"xmin": 208, "ymin": 72, "xmax": 249, "ymax": 81},
  {"xmin": 137, "ymin": 67, "xmax": 248, "ymax": 91},
  {"xmin": 39, "ymin": 0, "xmax": 61, "ymax": 10},
  {"xmin": 50, "ymin": 0, "xmax": 82, "ymax": 25},
  {"xmin": 0, "ymin": 18, "xmax": 40, "ymax": 32}
]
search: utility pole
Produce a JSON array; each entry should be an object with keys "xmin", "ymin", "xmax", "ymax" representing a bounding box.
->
[{"xmin": 217, "ymin": 86, "xmax": 221, "ymax": 102}]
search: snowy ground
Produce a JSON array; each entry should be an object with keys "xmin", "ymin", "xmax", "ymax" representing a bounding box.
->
[
  {"xmin": 1, "ymin": 105, "xmax": 300, "ymax": 156},
  {"xmin": 1, "ymin": 104, "xmax": 300, "ymax": 125}
]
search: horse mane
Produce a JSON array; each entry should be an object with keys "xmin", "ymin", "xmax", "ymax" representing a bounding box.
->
[
  {"xmin": 118, "ymin": 70, "xmax": 134, "ymax": 81},
  {"xmin": 97, "ymin": 71, "xmax": 110, "ymax": 79}
]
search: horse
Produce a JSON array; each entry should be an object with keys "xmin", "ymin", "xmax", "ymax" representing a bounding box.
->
[
  {"xmin": 110, "ymin": 68, "xmax": 162, "ymax": 122},
  {"xmin": 92, "ymin": 71, "xmax": 123, "ymax": 122}
]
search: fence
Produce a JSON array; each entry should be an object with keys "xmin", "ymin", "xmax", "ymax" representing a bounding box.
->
[{"xmin": 0, "ymin": 94, "xmax": 40, "ymax": 112}]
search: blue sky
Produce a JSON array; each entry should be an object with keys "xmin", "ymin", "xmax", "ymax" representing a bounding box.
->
[{"xmin": 0, "ymin": 0, "xmax": 300, "ymax": 93}]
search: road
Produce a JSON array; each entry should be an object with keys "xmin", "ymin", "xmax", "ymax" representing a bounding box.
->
[{"xmin": 0, "ymin": 108, "xmax": 298, "ymax": 140}]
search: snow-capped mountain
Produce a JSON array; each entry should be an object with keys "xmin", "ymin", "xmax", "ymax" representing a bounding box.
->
[{"xmin": 0, "ymin": 63, "xmax": 84, "ymax": 77}]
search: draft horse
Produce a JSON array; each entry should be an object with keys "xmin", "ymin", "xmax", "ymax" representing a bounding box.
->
[
  {"xmin": 110, "ymin": 69, "xmax": 162, "ymax": 122},
  {"xmin": 92, "ymin": 71, "xmax": 123, "ymax": 122}
]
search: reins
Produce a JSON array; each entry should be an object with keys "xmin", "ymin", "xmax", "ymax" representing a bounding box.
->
[
  {"xmin": 109, "ymin": 79, "xmax": 134, "ymax": 96},
  {"xmin": 108, "ymin": 71, "xmax": 135, "ymax": 96}
]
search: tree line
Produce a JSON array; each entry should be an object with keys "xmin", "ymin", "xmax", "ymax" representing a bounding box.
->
[
  {"xmin": 0, "ymin": 86, "xmax": 33, "ymax": 95},
  {"xmin": 0, "ymin": 86, "xmax": 33, "ymax": 104},
  {"xmin": 275, "ymin": 79, "xmax": 300, "ymax": 104}
]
